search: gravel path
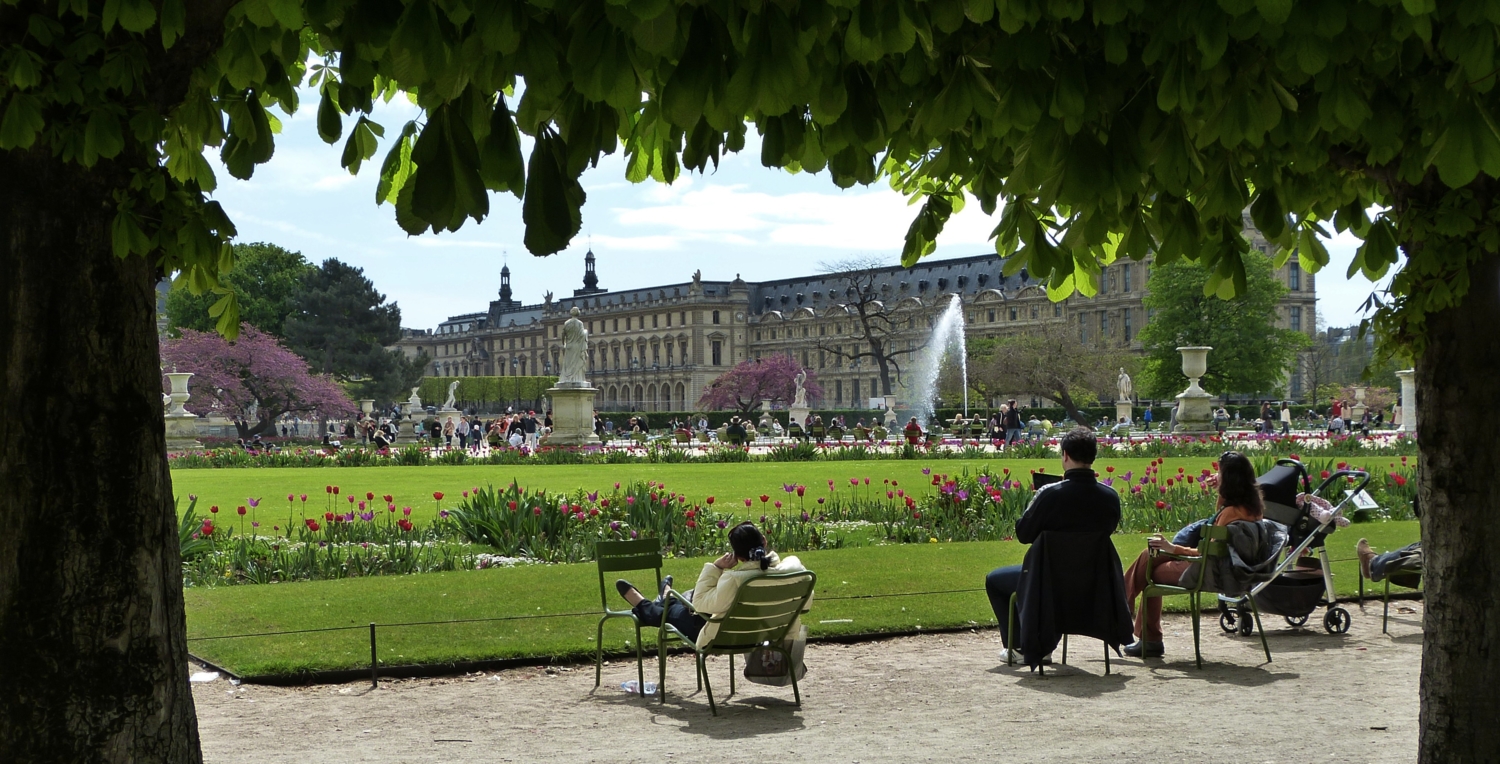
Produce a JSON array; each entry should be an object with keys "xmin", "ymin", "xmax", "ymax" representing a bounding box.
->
[{"xmin": 194, "ymin": 604, "xmax": 1422, "ymax": 763}]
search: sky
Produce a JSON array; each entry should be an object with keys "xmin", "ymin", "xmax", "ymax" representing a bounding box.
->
[{"xmin": 206, "ymin": 92, "xmax": 1391, "ymax": 332}]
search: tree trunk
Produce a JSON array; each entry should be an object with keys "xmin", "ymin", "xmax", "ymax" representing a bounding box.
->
[
  {"xmin": 1054, "ymin": 391, "xmax": 1091, "ymax": 427},
  {"xmin": 0, "ymin": 151, "xmax": 202, "ymax": 761},
  {"xmin": 1417, "ymin": 249, "xmax": 1500, "ymax": 762}
]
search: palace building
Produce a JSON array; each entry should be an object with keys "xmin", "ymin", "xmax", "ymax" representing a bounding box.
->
[{"xmin": 393, "ymin": 220, "xmax": 1317, "ymax": 412}]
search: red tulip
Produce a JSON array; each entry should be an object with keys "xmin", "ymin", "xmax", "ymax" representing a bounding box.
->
[
  {"xmin": 287, "ymin": 494, "xmax": 294, "ymax": 501},
  {"xmin": 686, "ymin": 520, "xmax": 697, "ymax": 529},
  {"xmin": 366, "ymin": 492, "xmax": 375, "ymax": 501},
  {"xmin": 744, "ymin": 498, "xmax": 752, "ymax": 507},
  {"xmin": 307, "ymin": 520, "xmax": 321, "ymax": 532},
  {"xmin": 1320, "ymin": 470, "xmax": 1330, "ymax": 479},
  {"xmin": 507, "ymin": 501, "xmax": 518, "ymax": 511},
  {"xmin": 1155, "ymin": 501, "xmax": 1166, "ymax": 509},
  {"xmin": 433, "ymin": 492, "xmax": 444, "ymax": 501},
  {"xmin": 705, "ymin": 496, "xmax": 716, "ymax": 505},
  {"xmin": 332, "ymin": 486, "xmax": 340, "ymax": 495},
  {"xmin": 759, "ymin": 494, "xmax": 770, "ymax": 503},
  {"xmin": 533, "ymin": 507, "xmax": 542, "ymax": 515},
  {"xmin": 209, "ymin": 505, "xmax": 219, "ymax": 514},
  {"xmin": 325, "ymin": 512, "xmax": 335, "ymax": 521},
  {"xmin": 1106, "ymin": 466, "xmax": 1115, "ymax": 472},
  {"xmin": 237, "ymin": 506, "xmax": 247, "ymax": 516},
  {"xmin": 774, "ymin": 501, "xmax": 782, "ymax": 509},
  {"xmin": 796, "ymin": 486, "xmax": 806, "ymax": 497},
  {"xmin": 325, "ymin": 486, "xmax": 332, "ymax": 494},
  {"xmin": 347, "ymin": 495, "xmax": 355, "ymax": 504}
]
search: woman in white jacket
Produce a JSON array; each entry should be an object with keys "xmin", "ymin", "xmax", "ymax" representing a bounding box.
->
[{"xmin": 616, "ymin": 522, "xmax": 806, "ymax": 647}]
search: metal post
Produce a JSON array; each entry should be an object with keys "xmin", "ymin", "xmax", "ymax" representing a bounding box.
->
[{"xmin": 369, "ymin": 623, "xmax": 378, "ymax": 689}]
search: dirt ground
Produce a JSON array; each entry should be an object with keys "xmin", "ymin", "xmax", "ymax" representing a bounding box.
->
[{"xmin": 194, "ymin": 604, "xmax": 1422, "ymax": 763}]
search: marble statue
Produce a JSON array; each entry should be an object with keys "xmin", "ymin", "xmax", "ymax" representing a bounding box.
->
[
  {"xmin": 444, "ymin": 380, "xmax": 459, "ymax": 409},
  {"xmin": 793, "ymin": 369, "xmax": 808, "ymax": 408},
  {"xmin": 559, "ymin": 307, "xmax": 589, "ymax": 386},
  {"xmin": 1117, "ymin": 368, "xmax": 1133, "ymax": 401},
  {"xmin": 407, "ymin": 386, "xmax": 422, "ymax": 409}
]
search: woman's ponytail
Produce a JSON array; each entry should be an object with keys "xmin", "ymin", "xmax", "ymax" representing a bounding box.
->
[{"xmin": 750, "ymin": 546, "xmax": 769, "ymax": 570}]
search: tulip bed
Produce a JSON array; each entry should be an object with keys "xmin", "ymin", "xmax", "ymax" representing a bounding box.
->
[
  {"xmin": 176, "ymin": 454, "xmax": 1419, "ymax": 588},
  {"xmin": 185, "ymin": 519, "xmax": 1422, "ymax": 678}
]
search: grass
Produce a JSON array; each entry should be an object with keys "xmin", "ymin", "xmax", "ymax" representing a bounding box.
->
[
  {"xmin": 186, "ymin": 519, "xmax": 1421, "ymax": 677},
  {"xmin": 171, "ymin": 457, "xmax": 1214, "ymax": 526}
]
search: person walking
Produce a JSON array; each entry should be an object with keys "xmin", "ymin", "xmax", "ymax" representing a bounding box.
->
[
  {"xmin": 1279, "ymin": 401, "xmax": 1292, "ymax": 435},
  {"xmin": 456, "ymin": 416, "xmax": 470, "ymax": 450},
  {"xmin": 1002, "ymin": 400, "xmax": 1024, "ymax": 444},
  {"xmin": 523, "ymin": 411, "xmax": 539, "ymax": 447},
  {"xmin": 442, "ymin": 416, "xmax": 456, "ymax": 448}
]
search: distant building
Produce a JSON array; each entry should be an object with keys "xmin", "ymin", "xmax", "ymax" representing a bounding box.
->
[{"xmin": 394, "ymin": 218, "xmax": 1316, "ymax": 411}]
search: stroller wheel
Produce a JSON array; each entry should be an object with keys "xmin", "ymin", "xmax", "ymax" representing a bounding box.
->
[
  {"xmin": 1324, "ymin": 607, "xmax": 1352, "ymax": 634},
  {"xmin": 1285, "ymin": 614, "xmax": 1310, "ymax": 627},
  {"xmin": 1219, "ymin": 610, "xmax": 1239, "ymax": 634},
  {"xmin": 1238, "ymin": 611, "xmax": 1255, "ymax": 637}
]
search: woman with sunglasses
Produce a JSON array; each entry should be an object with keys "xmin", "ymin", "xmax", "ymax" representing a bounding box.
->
[{"xmin": 1122, "ymin": 451, "xmax": 1266, "ymax": 658}]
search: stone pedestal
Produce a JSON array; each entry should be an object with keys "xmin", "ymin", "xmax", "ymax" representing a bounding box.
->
[
  {"xmin": 788, "ymin": 405, "xmax": 811, "ymax": 430},
  {"xmin": 1396, "ymin": 369, "xmax": 1416, "ymax": 433},
  {"xmin": 394, "ymin": 405, "xmax": 421, "ymax": 445},
  {"xmin": 1350, "ymin": 386, "xmax": 1368, "ymax": 423},
  {"xmin": 1172, "ymin": 346, "xmax": 1216, "ymax": 434},
  {"xmin": 358, "ymin": 399, "xmax": 375, "ymax": 417},
  {"xmin": 883, "ymin": 396, "xmax": 898, "ymax": 428},
  {"xmin": 163, "ymin": 372, "xmax": 203, "ymax": 451},
  {"xmin": 539, "ymin": 385, "xmax": 601, "ymax": 447},
  {"xmin": 1114, "ymin": 401, "xmax": 1134, "ymax": 427}
]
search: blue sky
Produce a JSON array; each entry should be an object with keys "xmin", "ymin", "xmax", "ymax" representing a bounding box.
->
[{"xmin": 207, "ymin": 93, "xmax": 1390, "ymax": 331}]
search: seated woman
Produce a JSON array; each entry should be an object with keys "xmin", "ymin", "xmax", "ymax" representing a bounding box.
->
[
  {"xmin": 1122, "ymin": 451, "xmax": 1265, "ymax": 658},
  {"xmin": 615, "ymin": 522, "xmax": 806, "ymax": 646}
]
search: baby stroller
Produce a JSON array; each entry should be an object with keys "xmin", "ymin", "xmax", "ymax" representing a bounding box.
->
[{"xmin": 1218, "ymin": 458, "xmax": 1369, "ymax": 636}]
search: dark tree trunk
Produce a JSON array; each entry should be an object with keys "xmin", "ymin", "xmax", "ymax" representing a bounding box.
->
[
  {"xmin": 1054, "ymin": 390, "xmax": 1090, "ymax": 427},
  {"xmin": 1417, "ymin": 249, "xmax": 1500, "ymax": 762},
  {"xmin": 0, "ymin": 151, "xmax": 202, "ymax": 760}
]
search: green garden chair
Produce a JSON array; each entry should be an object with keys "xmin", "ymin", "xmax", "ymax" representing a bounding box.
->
[
  {"xmin": 594, "ymin": 538, "xmax": 677, "ymax": 696},
  {"xmin": 1357, "ymin": 547, "xmax": 1423, "ymax": 635},
  {"xmin": 1141, "ymin": 525, "xmax": 1272, "ymax": 668},
  {"xmin": 1004, "ymin": 532, "xmax": 1133, "ymax": 676},
  {"xmin": 658, "ymin": 570, "xmax": 816, "ymax": 715}
]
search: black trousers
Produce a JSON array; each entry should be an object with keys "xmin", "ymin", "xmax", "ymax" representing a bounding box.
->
[
  {"xmin": 632, "ymin": 598, "xmax": 704, "ymax": 643},
  {"xmin": 985, "ymin": 564, "xmax": 1024, "ymax": 646}
]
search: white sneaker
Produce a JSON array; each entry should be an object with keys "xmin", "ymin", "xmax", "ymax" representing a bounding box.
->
[{"xmin": 1000, "ymin": 648, "xmax": 1053, "ymax": 665}]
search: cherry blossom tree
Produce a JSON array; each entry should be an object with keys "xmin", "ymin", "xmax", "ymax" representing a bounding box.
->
[
  {"xmin": 162, "ymin": 325, "xmax": 355, "ymax": 438},
  {"xmin": 698, "ymin": 355, "xmax": 821, "ymax": 413}
]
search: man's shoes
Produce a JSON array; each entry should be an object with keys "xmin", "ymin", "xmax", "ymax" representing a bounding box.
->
[
  {"xmin": 1123, "ymin": 640, "xmax": 1164, "ymax": 658},
  {"xmin": 1356, "ymin": 538, "xmax": 1375, "ymax": 581},
  {"xmin": 658, "ymin": 575, "xmax": 673, "ymax": 598},
  {"xmin": 1000, "ymin": 648, "xmax": 1053, "ymax": 665},
  {"xmin": 615, "ymin": 579, "xmax": 636, "ymax": 598}
]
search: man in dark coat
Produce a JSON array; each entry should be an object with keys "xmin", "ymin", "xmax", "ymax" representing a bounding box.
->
[{"xmin": 984, "ymin": 427, "xmax": 1121, "ymax": 663}]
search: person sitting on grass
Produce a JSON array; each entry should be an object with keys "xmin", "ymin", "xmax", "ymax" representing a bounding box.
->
[
  {"xmin": 1121, "ymin": 451, "xmax": 1265, "ymax": 658},
  {"xmin": 615, "ymin": 522, "xmax": 806, "ymax": 646},
  {"xmin": 983, "ymin": 427, "xmax": 1121, "ymax": 664}
]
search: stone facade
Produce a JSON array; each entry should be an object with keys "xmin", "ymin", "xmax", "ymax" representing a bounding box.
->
[{"xmin": 393, "ymin": 221, "xmax": 1317, "ymax": 412}]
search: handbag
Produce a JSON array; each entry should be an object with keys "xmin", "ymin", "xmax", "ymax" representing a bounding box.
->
[{"xmin": 743, "ymin": 624, "xmax": 807, "ymax": 687}]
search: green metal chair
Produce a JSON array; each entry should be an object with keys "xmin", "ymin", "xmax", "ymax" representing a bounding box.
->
[
  {"xmin": 593, "ymin": 538, "xmax": 674, "ymax": 696},
  {"xmin": 1141, "ymin": 524, "xmax": 1272, "ymax": 668},
  {"xmin": 658, "ymin": 570, "xmax": 816, "ymax": 715},
  {"xmin": 1357, "ymin": 550, "xmax": 1423, "ymax": 635},
  {"xmin": 1003, "ymin": 531, "xmax": 1131, "ymax": 676}
]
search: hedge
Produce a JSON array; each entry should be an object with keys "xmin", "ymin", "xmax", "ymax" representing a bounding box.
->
[{"xmin": 417, "ymin": 376, "xmax": 558, "ymax": 411}]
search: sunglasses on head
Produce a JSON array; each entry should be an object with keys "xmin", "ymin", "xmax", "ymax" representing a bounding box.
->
[{"xmin": 1220, "ymin": 451, "xmax": 1241, "ymax": 464}]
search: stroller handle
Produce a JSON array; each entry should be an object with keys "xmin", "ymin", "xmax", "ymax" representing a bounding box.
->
[{"xmin": 1312, "ymin": 468, "xmax": 1372, "ymax": 499}]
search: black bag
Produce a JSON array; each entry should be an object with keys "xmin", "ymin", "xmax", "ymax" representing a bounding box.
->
[{"xmin": 743, "ymin": 624, "xmax": 807, "ymax": 686}]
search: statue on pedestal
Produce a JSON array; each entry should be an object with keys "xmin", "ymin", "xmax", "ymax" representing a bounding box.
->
[
  {"xmin": 1117, "ymin": 368, "xmax": 1133, "ymax": 402},
  {"xmin": 443, "ymin": 380, "xmax": 459, "ymax": 409},
  {"xmin": 792, "ymin": 369, "xmax": 808, "ymax": 408},
  {"xmin": 559, "ymin": 307, "xmax": 589, "ymax": 386},
  {"xmin": 407, "ymin": 386, "xmax": 422, "ymax": 411}
]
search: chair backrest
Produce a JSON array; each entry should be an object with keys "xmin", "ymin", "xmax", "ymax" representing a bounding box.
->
[
  {"xmin": 1024, "ymin": 532, "xmax": 1125, "ymax": 630},
  {"xmin": 595, "ymin": 538, "xmax": 663, "ymax": 609},
  {"xmin": 702, "ymin": 571, "xmax": 816, "ymax": 651}
]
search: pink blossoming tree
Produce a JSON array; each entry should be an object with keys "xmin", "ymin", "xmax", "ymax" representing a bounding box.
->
[
  {"xmin": 698, "ymin": 355, "xmax": 822, "ymax": 412},
  {"xmin": 162, "ymin": 325, "xmax": 355, "ymax": 438}
]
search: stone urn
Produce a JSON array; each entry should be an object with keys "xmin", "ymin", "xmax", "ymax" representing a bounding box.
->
[
  {"xmin": 1172, "ymin": 346, "xmax": 1215, "ymax": 434},
  {"xmin": 165, "ymin": 372, "xmax": 194, "ymax": 417},
  {"xmin": 359, "ymin": 399, "xmax": 375, "ymax": 417},
  {"xmin": 1395, "ymin": 369, "xmax": 1416, "ymax": 433}
]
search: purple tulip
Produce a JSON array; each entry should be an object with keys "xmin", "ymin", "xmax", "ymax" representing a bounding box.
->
[
  {"xmin": 247, "ymin": 497, "xmax": 260, "ymax": 508},
  {"xmin": 587, "ymin": 491, "xmax": 599, "ymax": 502},
  {"xmin": 609, "ymin": 521, "xmax": 621, "ymax": 531},
  {"xmin": 922, "ymin": 468, "xmax": 932, "ymax": 475},
  {"xmin": 957, "ymin": 490, "xmax": 969, "ymax": 501},
  {"xmin": 188, "ymin": 494, "xmax": 197, "ymax": 501}
]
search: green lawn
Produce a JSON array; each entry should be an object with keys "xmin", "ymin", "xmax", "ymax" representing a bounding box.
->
[
  {"xmin": 186, "ymin": 519, "xmax": 1421, "ymax": 677},
  {"xmin": 171, "ymin": 456, "xmax": 1211, "ymax": 526}
]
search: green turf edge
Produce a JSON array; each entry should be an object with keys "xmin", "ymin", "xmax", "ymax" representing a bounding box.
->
[{"xmin": 186, "ymin": 520, "xmax": 1420, "ymax": 677}]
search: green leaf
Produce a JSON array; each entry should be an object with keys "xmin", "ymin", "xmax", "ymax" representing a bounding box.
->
[
  {"xmin": 110, "ymin": 209, "xmax": 151, "ymax": 258},
  {"xmin": 1255, "ymin": 0, "xmax": 1292, "ymax": 24},
  {"xmin": 522, "ymin": 129, "xmax": 586, "ymax": 255},
  {"xmin": 266, "ymin": 0, "xmax": 305, "ymax": 28},
  {"xmin": 317, "ymin": 84, "xmax": 343, "ymax": 143},
  {"xmin": 117, "ymin": 0, "xmax": 157, "ymax": 32},
  {"xmin": 478, "ymin": 97, "xmax": 525, "ymax": 198},
  {"xmin": 0, "ymin": 92, "xmax": 44, "ymax": 150},
  {"xmin": 84, "ymin": 109, "xmax": 126, "ymax": 165},
  {"xmin": 160, "ymin": 0, "xmax": 185, "ymax": 47},
  {"xmin": 1427, "ymin": 99, "xmax": 1500, "ymax": 188}
]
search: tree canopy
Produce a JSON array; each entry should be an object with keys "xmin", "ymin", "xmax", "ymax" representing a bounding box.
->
[
  {"xmin": 967, "ymin": 324, "xmax": 1127, "ymax": 425},
  {"xmin": 282, "ymin": 258, "xmax": 411, "ymax": 402},
  {"xmin": 1136, "ymin": 250, "xmax": 1309, "ymax": 399},
  {"xmin": 160, "ymin": 324, "xmax": 355, "ymax": 436},
  {"xmin": 699, "ymin": 354, "xmax": 820, "ymax": 412},
  {"xmin": 166, "ymin": 241, "xmax": 313, "ymax": 336}
]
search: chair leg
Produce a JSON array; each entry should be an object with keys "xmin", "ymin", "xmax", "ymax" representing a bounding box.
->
[
  {"xmin": 1191, "ymin": 593, "xmax": 1203, "ymax": 670},
  {"xmin": 787, "ymin": 647, "xmax": 802, "ymax": 707},
  {"xmin": 1061, "ymin": 634, "xmax": 1069, "ymax": 665},
  {"xmin": 1007, "ymin": 593, "xmax": 1018, "ymax": 666},
  {"xmin": 729, "ymin": 653, "xmax": 736, "ymax": 698},
  {"xmin": 594, "ymin": 616, "xmax": 607, "ymax": 688},
  {"xmin": 700, "ymin": 655, "xmax": 717, "ymax": 716},
  {"xmin": 1383, "ymin": 579, "xmax": 1391, "ymax": 635},
  {"xmin": 1248, "ymin": 595, "xmax": 1272, "ymax": 664},
  {"xmin": 634, "ymin": 623, "xmax": 648, "ymax": 695},
  {"xmin": 1103, "ymin": 640, "xmax": 1110, "ymax": 675},
  {"xmin": 1358, "ymin": 573, "xmax": 1365, "ymax": 606}
]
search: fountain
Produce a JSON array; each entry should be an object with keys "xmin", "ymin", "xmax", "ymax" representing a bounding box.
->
[{"xmin": 909, "ymin": 294, "xmax": 968, "ymax": 426}]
